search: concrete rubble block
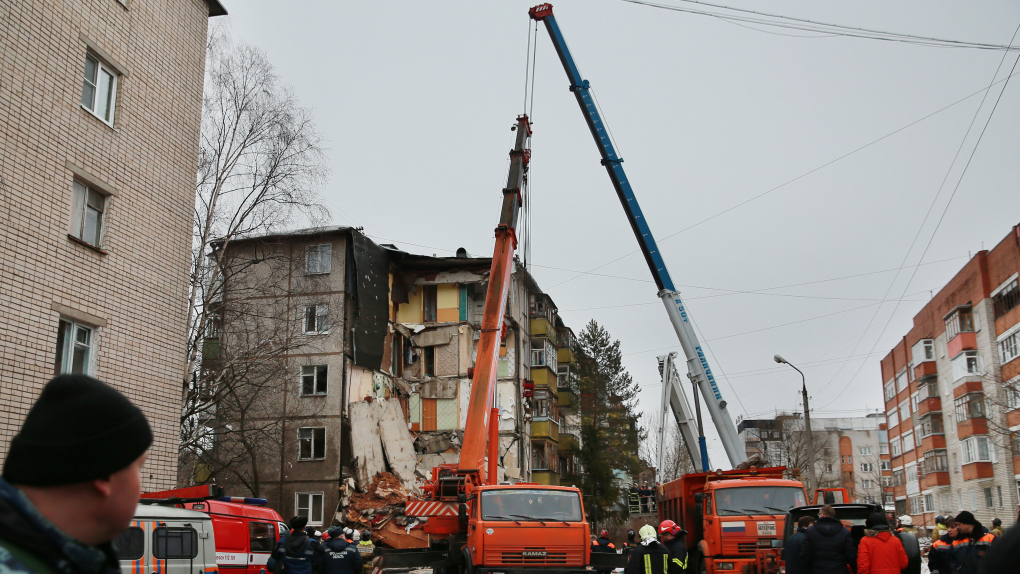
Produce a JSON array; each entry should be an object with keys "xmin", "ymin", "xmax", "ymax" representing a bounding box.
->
[
  {"xmin": 420, "ymin": 379, "xmax": 458, "ymax": 399},
  {"xmin": 411, "ymin": 327, "xmax": 453, "ymax": 347},
  {"xmin": 414, "ymin": 453, "xmax": 460, "ymax": 479},
  {"xmin": 377, "ymin": 398, "xmax": 419, "ymax": 492},
  {"xmin": 413, "ymin": 430, "xmax": 463, "ymax": 455},
  {"xmin": 349, "ymin": 400, "xmax": 386, "ymax": 491}
]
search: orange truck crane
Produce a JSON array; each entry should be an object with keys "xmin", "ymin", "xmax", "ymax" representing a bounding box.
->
[{"xmin": 374, "ymin": 116, "xmax": 625, "ymax": 574}]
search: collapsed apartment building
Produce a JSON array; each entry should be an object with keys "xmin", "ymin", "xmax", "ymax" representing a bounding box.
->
[{"xmin": 203, "ymin": 226, "xmax": 581, "ymax": 540}]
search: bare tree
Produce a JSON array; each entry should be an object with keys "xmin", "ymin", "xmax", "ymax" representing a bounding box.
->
[
  {"xmin": 640, "ymin": 412, "xmax": 696, "ymax": 483},
  {"xmin": 179, "ymin": 31, "xmax": 329, "ymax": 485}
]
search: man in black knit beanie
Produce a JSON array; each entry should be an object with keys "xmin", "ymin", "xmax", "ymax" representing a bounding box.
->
[{"xmin": 0, "ymin": 375, "xmax": 153, "ymax": 574}]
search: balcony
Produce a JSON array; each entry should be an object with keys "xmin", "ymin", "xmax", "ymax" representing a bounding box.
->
[
  {"xmin": 947, "ymin": 331, "xmax": 977, "ymax": 358},
  {"xmin": 532, "ymin": 419, "xmax": 560, "ymax": 442},
  {"xmin": 559, "ymin": 433, "xmax": 578, "ymax": 453},
  {"xmin": 557, "ymin": 346, "xmax": 576, "ymax": 365},
  {"xmin": 913, "ymin": 361, "xmax": 938, "ymax": 381},
  {"xmin": 530, "ymin": 317, "xmax": 556, "ymax": 340},
  {"xmin": 962, "ymin": 462, "xmax": 994, "ymax": 481},
  {"xmin": 558, "ymin": 387, "xmax": 578, "ymax": 409},
  {"xmin": 916, "ymin": 397, "xmax": 941, "ymax": 417},
  {"xmin": 920, "ymin": 434, "xmax": 946, "ymax": 452},
  {"xmin": 921, "ymin": 472, "xmax": 950, "ymax": 489},
  {"xmin": 532, "ymin": 368, "xmax": 556, "ymax": 389},
  {"xmin": 531, "ymin": 470, "xmax": 559, "ymax": 485},
  {"xmin": 957, "ymin": 418, "xmax": 988, "ymax": 440}
]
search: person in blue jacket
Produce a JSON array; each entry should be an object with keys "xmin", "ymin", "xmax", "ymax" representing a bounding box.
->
[
  {"xmin": 320, "ymin": 528, "xmax": 362, "ymax": 574},
  {"xmin": 269, "ymin": 517, "xmax": 323, "ymax": 574}
]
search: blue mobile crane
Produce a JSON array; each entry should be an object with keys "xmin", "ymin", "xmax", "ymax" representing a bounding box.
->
[{"xmin": 528, "ymin": 3, "xmax": 744, "ymax": 472}]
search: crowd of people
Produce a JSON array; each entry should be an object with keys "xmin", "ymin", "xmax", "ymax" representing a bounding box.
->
[{"xmin": 628, "ymin": 483, "xmax": 658, "ymax": 514}]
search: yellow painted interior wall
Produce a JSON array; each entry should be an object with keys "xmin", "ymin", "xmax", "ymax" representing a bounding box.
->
[
  {"xmin": 396, "ymin": 288, "xmax": 423, "ymax": 323},
  {"xmin": 436, "ymin": 283, "xmax": 460, "ymax": 323}
]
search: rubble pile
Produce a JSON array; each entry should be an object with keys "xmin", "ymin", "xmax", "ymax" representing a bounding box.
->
[{"xmin": 342, "ymin": 471, "xmax": 429, "ymax": 549}]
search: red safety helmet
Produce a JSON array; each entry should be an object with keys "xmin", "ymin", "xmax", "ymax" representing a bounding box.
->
[
  {"xmin": 659, "ymin": 520, "xmax": 681, "ymax": 536},
  {"xmin": 600, "ymin": 530, "xmax": 609, "ymax": 538}
]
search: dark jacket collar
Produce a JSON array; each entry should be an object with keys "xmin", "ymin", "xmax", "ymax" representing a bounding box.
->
[{"xmin": 0, "ymin": 477, "xmax": 118, "ymax": 574}]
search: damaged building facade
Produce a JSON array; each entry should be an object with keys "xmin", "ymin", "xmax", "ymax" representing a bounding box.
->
[{"xmin": 207, "ymin": 226, "xmax": 582, "ymax": 529}]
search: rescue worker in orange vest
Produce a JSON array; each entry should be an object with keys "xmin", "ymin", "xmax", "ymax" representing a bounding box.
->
[
  {"xmin": 592, "ymin": 529, "xmax": 616, "ymax": 574},
  {"xmin": 927, "ymin": 518, "xmax": 956, "ymax": 574},
  {"xmin": 949, "ymin": 511, "xmax": 994, "ymax": 574}
]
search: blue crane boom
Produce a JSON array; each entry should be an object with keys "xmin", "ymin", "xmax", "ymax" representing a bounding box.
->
[{"xmin": 528, "ymin": 3, "xmax": 743, "ymax": 469}]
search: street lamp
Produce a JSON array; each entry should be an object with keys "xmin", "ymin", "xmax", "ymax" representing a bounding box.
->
[{"xmin": 774, "ymin": 355, "xmax": 816, "ymax": 493}]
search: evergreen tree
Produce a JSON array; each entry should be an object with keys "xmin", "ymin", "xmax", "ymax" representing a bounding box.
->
[{"xmin": 575, "ymin": 320, "xmax": 645, "ymax": 529}]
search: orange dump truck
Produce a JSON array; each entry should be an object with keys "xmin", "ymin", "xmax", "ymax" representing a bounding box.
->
[{"xmin": 657, "ymin": 467, "xmax": 807, "ymax": 574}]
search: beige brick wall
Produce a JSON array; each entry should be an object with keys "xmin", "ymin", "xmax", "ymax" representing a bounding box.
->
[{"xmin": 0, "ymin": 0, "xmax": 214, "ymax": 490}]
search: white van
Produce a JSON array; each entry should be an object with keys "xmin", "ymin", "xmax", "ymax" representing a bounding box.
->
[{"xmin": 113, "ymin": 504, "xmax": 218, "ymax": 574}]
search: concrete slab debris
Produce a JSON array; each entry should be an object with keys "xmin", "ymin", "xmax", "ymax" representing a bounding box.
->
[
  {"xmin": 349, "ymin": 400, "xmax": 386, "ymax": 490},
  {"xmin": 378, "ymin": 399, "xmax": 418, "ymax": 492}
]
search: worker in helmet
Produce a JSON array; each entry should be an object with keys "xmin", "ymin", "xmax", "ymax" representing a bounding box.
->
[
  {"xmin": 657, "ymin": 520, "xmax": 688, "ymax": 574},
  {"xmin": 625, "ymin": 524, "xmax": 671, "ymax": 574},
  {"xmin": 591, "ymin": 529, "xmax": 617, "ymax": 574}
]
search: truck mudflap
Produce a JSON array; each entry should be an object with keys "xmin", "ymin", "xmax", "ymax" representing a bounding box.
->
[{"xmin": 589, "ymin": 552, "xmax": 629, "ymax": 570}]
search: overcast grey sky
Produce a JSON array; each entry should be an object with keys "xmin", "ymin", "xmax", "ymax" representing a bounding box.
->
[{"xmin": 223, "ymin": 0, "xmax": 1020, "ymax": 467}]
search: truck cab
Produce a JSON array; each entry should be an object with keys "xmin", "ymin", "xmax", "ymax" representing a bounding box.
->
[
  {"xmin": 658, "ymin": 467, "xmax": 807, "ymax": 574},
  {"xmin": 467, "ymin": 484, "xmax": 591, "ymax": 573}
]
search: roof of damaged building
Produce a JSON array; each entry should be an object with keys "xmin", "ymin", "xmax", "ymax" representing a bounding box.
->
[{"xmin": 211, "ymin": 225, "xmax": 355, "ymax": 248}]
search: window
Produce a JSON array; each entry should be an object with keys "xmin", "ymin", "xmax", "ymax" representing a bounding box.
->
[
  {"xmin": 998, "ymin": 485, "xmax": 1004, "ymax": 508},
  {"xmin": 921, "ymin": 381, "xmax": 940, "ymax": 399},
  {"xmin": 993, "ymin": 278, "xmax": 1019, "ymax": 319},
  {"xmin": 954, "ymin": 393, "xmax": 986, "ymax": 422},
  {"xmin": 909, "ymin": 495, "xmax": 923, "ymax": 515},
  {"xmin": 249, "ymin": 522, "xmax": 277, "ymax": 553},
  {"xmin": 54, "ymin": 319, "xmax": 95, "ymax": 375},
  {"xmin": 861, "ymin": 462, "xmax": 874, "ymax": 472},
  {"xmin": 945, "ymin": 307, "xmax": 975, "ymax": 340},
  {"xmin": 303, "ymin": 304, "xmax": 329, "ymax": 334},
  {"xmin": 922, "ymin": 449, "xmax": 948, "ymax": 473},
  {"xmin": 880, "ymin": 442, "xmax": 889, "ymax": 455},
  {"xmin": 305, "ymin": 244, "xmax": 331, "ymax": 274},
  {"xmin": 912, "ymin": 339, "xmax": 935, "ymax": 363},
  {"xmin": 423, "ymin": 346, "xmax": 435, "ymax": 377},
  {"xmin": 152, "ymin": 527, "xmax": 198, "ymax": 560},
  {"xmin": 533, "ymin": 389, "xmax": 556, "ymax": 420},
  {"xmin": 910, "ymin": 391, "xmax": 920, "ymax": 412},
  {"xmin": 924, "ymin": 494, "xmax": 934, "ymax": 513},
  {"xmin": 919, "ymin": 415, "xmax": 944, "ymax": 437},
  {"xmin": 295, "ymin": 492, "xmax": 324, "ymax": 526},
  {"xmin": 880, "ymin": 460, "xmax": 891, "ymax": 471},
  {"xmin": 297, "ymin": 427, "xmax": 325, "ymax": 460},
  {"xmin": 423, "ymin": 285, "xmax": 437, "ymax": 322},
  {"xmin": 896, "ymin": 369, "xmax": 909, "ymax": 393},
  {"xmin": 984, "ymin": 487, "xmax": 994, "ymax": 508},
  {"xmin": 1012, "ymin": 431, "xmax": 1020, "ymax": 455},
  {"xmin": 70, "ymin": 181, "xmax": 107, "ymax": 247},
  {"xmin": 892, "ymin": 469, "xmax": 905, "ymax": 486},
  {"xmin": 891, "ymin": 437, "xmax": 901, "ymax": 458},
  {"xmin": 530, "ymin": 338, "xmax": 557, "ymax": 371},
  {"xmin": 901, "ymin": 431, "xmax": 915, "ymax": 453},
  {"xmin": 111, "ymin": 527, "xmax": 144, "ymax": 560},
  {"xmin": 1000, "ymin": 330, "xmax": 1019, "ymax": 364},
  {"xmin": 862, "ymin": 479, "xmax": 874, "ymax": 488},
  {"xmin": 961, "ymin": 436, "xmax": 992, "ymax": 464},
  {"xmin": 884, "ymin": 380, "xmax": 895, "ymax": 401},
  {"xmin": 81, "ymin": 52, "xmax": 117, "ymax": 124},
  {"xmin": 905, "ymin": 464, "xmax": 917, "ymax": 483},
  {"xmin": 824, "ymin": 463, "xmax": 833, "ymax": 472},
  {"xmin": 887, "ymin": 408, "xmax": 899, "ymax": 429},
  {"xmin": 301, "ymin": 365, "xmax": 328, "ymax": 395},
  {"xmin": 899, "ymin": 399, "xmax": 910, "ymax": 424},
  {"xmin": 531, "ymin": 441, "xmax": 557, "ymax": 472},
  {"xmin": 952, "ymin": 351, "xmax": 981, "ymax": 380},
  {"xmin": 859, "ymin": 446, "xmax": 873, "ymax": 455},
  {"xmin": 1008, "ymin": 384, "xmax": 1020, "ymax": 410}
]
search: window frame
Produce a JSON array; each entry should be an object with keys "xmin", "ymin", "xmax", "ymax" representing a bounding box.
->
[
  {"xmin": 993, "ymin": 276, "xmax": 1019, "ymax": 319},
  {"xmin": 884, "ymin": 380, "xmax": 895, "ymax": 401},
  {"xmin": 961, "ymin": 436, "xmax": 993, "ymax": 464},
  {"xmin": 999, "ymin": 328, "xmax": 1019, "ymax": 365},
  {"xmin": 152, "ymin": 526, "xmax": 198, "ymax": 560},
  {"xmin": 303, "ymin": 304, "xmax": 329, "ymax": 335},
  {"xmin": 297, "ymin": 426, "xmax": 326, "ymax": 460},
  {"xmin": 81, "ymin": 52, "xmax": 118, "ymax": 125},
  {"xmin": 55, "ymin": 319, "xmax": 96, "ymax": 376},
  {"xmin": 305, "ymin": 243, "xmax": 332, "ymax": 275},
  {"xmin": 300, "ymin": 365, "xmax": 328, "ymax": 396},
  {"xmin": 945, "ymin": 307, "xmax": 975, "ymax": 340},
  {"xmin": 295, "ymin": 492, "xmax": 324, "ymax": 526},
  {"xmin": 954, "ymin": 392, "xmax": 986, "ymax": 422},
  {"xmin": 70, "ymin": 180, "xmax": 109, "ymax": 248}
]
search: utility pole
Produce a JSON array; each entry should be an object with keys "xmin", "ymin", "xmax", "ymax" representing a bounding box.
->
[{"xmin": 776, "ymin": 355, "xmax": 814, "ymax": 492}]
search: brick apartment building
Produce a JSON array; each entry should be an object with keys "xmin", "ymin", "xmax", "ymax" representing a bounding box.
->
[
  {"xmin": 0, "ymin": 0, "xmax": 224, "ymax": 489},
  {"xmin": 207, "ymin": 227, "xmax": 580, "ymax": 526},
  {"xmin": 879, "ymin": 223, "xmax": 1020, "ymax": 530}
]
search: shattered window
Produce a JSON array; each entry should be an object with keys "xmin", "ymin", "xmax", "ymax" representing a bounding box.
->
[
  {"xmin": 301, "ymin": 365, "xmax": 327, "ymax": 395},
  {"xmin": 304, "ymin": 304, "xmax": 329, "ymax": 334},
  {"xmin": 298, "ymin": 427, "xmax": 326, "ymax": 460}
]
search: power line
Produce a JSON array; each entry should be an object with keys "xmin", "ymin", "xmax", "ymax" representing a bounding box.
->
[
  {"xmin": 818, "ymin": 24, "xmax": 1020, "ymax": 410},
  {"xmin": 619, "ymin": 0, "xmax": 1020, "ymax": 52},
  {"xmin": 545, "ymin": 69, "xmax": 1020, "ymax": 290}
]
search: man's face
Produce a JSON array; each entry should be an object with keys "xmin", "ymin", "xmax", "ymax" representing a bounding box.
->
[
  {"xmin": 661, "ymin": 532, "xmax": 674, "ymax": 543},
  {"xmin": 95, "ymin": 452, "xmax": 147, "ymax": 542},
  {"xmin": 957, "ymin": 523, "xmax": 974, "ymax": 535}
]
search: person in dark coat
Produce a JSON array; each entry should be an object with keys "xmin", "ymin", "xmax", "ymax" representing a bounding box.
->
[
  {"xmin": 928, "ymin": 518, "xmax": 957, "ymax": 574},
  {"xmin": 658, "ymin": 521, "xmax": 688, "ymax": 574},
  {"xmin": 626, "ymin": 525, "xmax": 670, "ymax": 574},
  {"xmin": 784, "ymin": 516, "xmax": 815, "ymax": 574},
  {"xmin": 801, "ymin": 505, "xmax": 856, "ymax": 574},
  {"xmin": 0, "ymin": 375, "xmax": 153, "ymax": 574},
  {"xmin": 592, "ymin": 530, "xmax": 617, "ymax": 574},
  {"xmin": 980, "ymin": 517, "xmax": 1020, "ymax": 574},
  {"xmin": 320, "ymin": 530, "xmax": 361, "ymax": 574},
  {"xmin": 271, "ymin": 517, "xmax": 323, "ymax": 574},
  {"xmin": 949, "ymin": 511, "xmax": 994, "ymax": 574}
]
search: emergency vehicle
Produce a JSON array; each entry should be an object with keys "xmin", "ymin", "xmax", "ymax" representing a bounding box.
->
[
  {"xmin": 141, "ymin": 486, "xmax": 290, "ymax": 574},
  {"xmin": 115, "ymin": 504, "xmax": 218, "ymax": 574}
]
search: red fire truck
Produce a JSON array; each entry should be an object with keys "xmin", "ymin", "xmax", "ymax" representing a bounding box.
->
[{"xmin": 141, "ymin": 485, "xmax": 289, "ymax": 574}]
